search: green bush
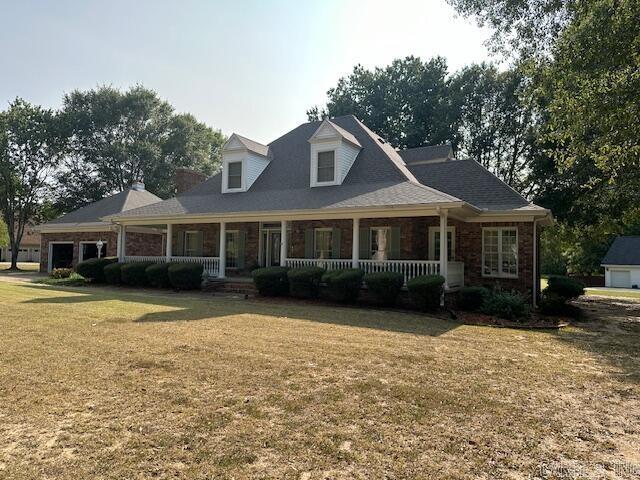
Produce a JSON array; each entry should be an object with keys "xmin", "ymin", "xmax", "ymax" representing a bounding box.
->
[
  {"xmin": 287, "ymin": 267, "xmax": 325, "ymax": 299},
  {"xmin": 145, "ymin": 263, "xmax": 174, "ymax": 288},
  {"xmin": 75, "ymin": 257, "xmax": 117, "ymax": 283},
  {"xmin": 39, "ymin": 272, "xmax": 87, "ymax": 287},
  {"xmin": 482, "ymin": 291, "xmax": 529, "ymax": 320},
  {"xmin": 458, "ymin": 286, "xmax": 490, "ymax": 311},
  {"xmin": 104, "ymin": 263, "xmax": 123, "ymax": 285},
  {"xmin": 364, "ymin": 271, "xmax": 404, "ymax": 306},
  {"xmin": 407, "ymin": 275, "xmax": 445, "ymax": 311},
  {"xmin": 50, "ymin": 268, "xmax": 74, "ymax": 279},
  {"xmin": 546, "ymin": 275, "xmax": 585, "ymax": 299},
  {"xmin": 252, "ymin": 266, "xmax": 290, "ymax": 296},
  {"xmin": 120, "ymin": 262, "xmax": 153, "ymax": 287},
  {"xmin": 168, "ymin": 263, "xmax": 204, "ymax": 290},
  {"xmin": 322, "ymin": 269, "xmax": 364, "ymax": 303},
  {"xmin": 538, "ymin": 291, "xmax": 567, "ymax": 316}
]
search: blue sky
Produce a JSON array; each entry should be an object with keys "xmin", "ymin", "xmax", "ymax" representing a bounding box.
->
[{"xmin": 0, "ymin": 0, "xmax": 491, "ymax": 143}]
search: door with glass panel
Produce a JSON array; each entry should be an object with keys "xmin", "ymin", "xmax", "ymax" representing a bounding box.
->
[{"xmin": 261, "ymin": 228, "xmax": 281, "ymax": 267}]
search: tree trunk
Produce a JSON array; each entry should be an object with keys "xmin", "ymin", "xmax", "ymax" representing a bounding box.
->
[{"xmin": 10, "ymin": 243, "xmax": 19, "ymax": 270}]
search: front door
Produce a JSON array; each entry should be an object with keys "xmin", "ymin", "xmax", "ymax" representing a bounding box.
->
[{"xmin": 262, "ymin": 230, "xmax": 281, "ymax": 267}]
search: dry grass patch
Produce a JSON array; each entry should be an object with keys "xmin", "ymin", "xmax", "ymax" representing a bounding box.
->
[{"xmin": 0, "ymin": 282, "xmax": 638, "ymax": 479}]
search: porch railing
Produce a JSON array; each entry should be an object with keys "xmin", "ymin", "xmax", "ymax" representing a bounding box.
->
[
  {"xmin": 285, "ymin": 258, "xmax": 353, "ymax": 271},
  {"xmin": 124, "ymin": 255, "xmax": 220, "ymax": 277}
]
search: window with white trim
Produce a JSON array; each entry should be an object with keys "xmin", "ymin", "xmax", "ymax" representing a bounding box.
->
[
  {"xmin": 227, "ymin": 161, "xmax": 243, "ymax": 189},
  {"xmin": 370, "ymin": 227, "xmax": 390, "ymax": 260},
  {"xmin": 316, "ymin": 151, "xmax": 335, "ymax": 183},
  {"xmin": 226, "ymin": 231, "xmax": 239, "ymax": 268},
  {"xmin": 314, "ymin": 228, "xmax": 332, "ymax": 259},
  {"xmin": 184, "ymin": 231, "xmax": 199, "ymax": 257},
  {"xmin": 482, "ymin": 227, "xmax": 518, "ymax": 277},
  {"xmin": 429, "ymin": 227, "xmax": 455, "ymax": 261}
]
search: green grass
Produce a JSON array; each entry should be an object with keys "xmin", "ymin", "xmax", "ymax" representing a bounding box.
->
[
  {"xmin": 586, "ymin": 288, "xmax": 640, "ymax": 299},
  {"xmin": 0, "ymin": 261, "xmax": 40, "ymax": 271},
  {"xmin": 0, "ymin": 281, "xmax": 638, "ymax": 478},
  {"xmin": 35, "ymin": 272, "xmax": 87, "ymax": 287}
]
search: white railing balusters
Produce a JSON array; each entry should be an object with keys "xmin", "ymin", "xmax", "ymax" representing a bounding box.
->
[{"xmin": 124, "ymin": 255, "xmax": 220, "ymax": 277}]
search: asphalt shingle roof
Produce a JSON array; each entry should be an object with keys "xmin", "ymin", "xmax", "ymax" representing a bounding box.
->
[
  {"xmin": 43, "ymin": 187, "xmax": 162, "ymax": 226},
  {"xmin": 602, "ymin": 237, "xmax": 640, "ymax": 265},
  {"xmin": 407, "ymin": 159, "xmax": 534, "ymax": 211},
  {"xmin": 398, "ymin": 145, "xmax": 453, "ymax": 164},
  {"xmin": 117, "ymin": 115, "xmax": 460, "ymax": 219}
]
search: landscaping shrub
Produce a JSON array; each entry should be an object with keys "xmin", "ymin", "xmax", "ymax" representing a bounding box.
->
[
  {"xmin": 75, "ymin": 257, "xmax": 117, "ymax": 283},
  {"xmin": 120, "ymin": 262, "xmax": 153, "ymax": 287},
  {"xmin": 546, "ymin": 275, "xmax": 585, "ymax": 299},
  {"xmin": 458, "ymin": 286, "xmax": 490, "ymax": 311},
  {"xmin": 50, "ymin": 268, "xmax": 74, "ymax": 279},
  {"xmin": 538, "ymin": 291, "xmax": 567, "ymax": 316},
  {"xmin": 482, "ymin": 291, "xmax": 529, "ymax": 320},
  {"xmin": 322, "ymin": 268, "xmax": 364, "ymax": 303},
  {"xmin": 407, "ymin": 275, "xmax": 445, "ymax": 311},
  {"xmin": 252, "ymin": 266, "xmax": 290, "ymax": 296},
  {"xmin": 146, "ymin": 263, "xmax": 173, "ymax": 288},
  {"xmin": 168, "ymin": 263, "xmax": 204, "ymax": 290},
  {"xmin": 364, "ymin": 271, "xmax": 404, "ymax": 306},
  {"xmin": 287, "ymin": 267, "xmax": 325, "ymax": 299},
  {"xmin": 104, "ymin": 263, "xmax": 123, "ymax": 285},
  {"xmin": 39, "ymin": 272, "xmax": 87, "ymax": 287}
]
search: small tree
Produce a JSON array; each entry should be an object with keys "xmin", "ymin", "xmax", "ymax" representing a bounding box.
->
[{"xmin": 0, "ymin": 99, "xmax": 64, "ymax": 270}]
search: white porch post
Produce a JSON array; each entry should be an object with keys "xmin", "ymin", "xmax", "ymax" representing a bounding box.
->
[
  {"xmin": 166, "ymin": 224, "xmax": 173, "ymax": 260},
  {"xmin": 218, "ymin": 221, "xmax": 226, "ymax": 278},
  {"xmin": 352, "ymin": 218, "xmax": 360, "ymax": 268},
  {"xmin": 439, "ymin": 210, "xmax": 448, "ymax": 289},
  {"xmin": 280, "ymin": 220, "xmax": 288, "ymax": 266},
  {"xmin": 118, "ymin": 225, "xmax": 127, "ymax": 261}
]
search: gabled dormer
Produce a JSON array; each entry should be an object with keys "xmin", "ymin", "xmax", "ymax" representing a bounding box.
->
[
  {"xmin": 308, "ymin": 119, "xmax": 362, "ymax": 187},
  {"xmin": 221, "ymin": 134, "xmax": 271, "ymax": 193}
]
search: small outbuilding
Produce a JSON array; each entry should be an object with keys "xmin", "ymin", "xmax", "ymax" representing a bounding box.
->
[{"xmin": 601, "ymin": 236, "xmax": 640, "ymax": 289}]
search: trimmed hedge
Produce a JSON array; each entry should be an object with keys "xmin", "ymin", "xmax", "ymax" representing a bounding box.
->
[
  {"xmin": 168, "ymin": 263, "xmax": 204, "ymax": 290},
  {"xmin": 75, "ymin": 257, "xmax": 117, "ymax": 283},
  {"xmin": 50, "ymin": 268, "xmax": 74, "ymax": 279},
  {"xmin": 104, "ymin": 263, "xmax": 123, "ymax": 285},
  {"xmin": 146, "ymin": 263, "xmax": 174, "ymax": 288},
  {"xmin": 364, "ymin": 271, "xmax": 404, "ymax": 306},
  {"xmin": 458, "ymin": 286, "xmax": 490, "ymax": 311},
  {"xmin": 546, "ymin": 275, "xmax": 585, "ymax": 299},
  {"xmin": 252, "ymin": 266, "xmax": 290, "ymax": 296},
  {"xmin": 407, "ymin": 275, "xmax": 445, "ymax": 311},
  {"xmin": 120, "ymin": 262, "xmax": 153, "ymax": 287},
  {"xmin": 482, "ymin": 291, "xmax": 529, "ymax": 320},
  {"xmin": 322, "ymin": 268, "xmax": 364, "ymax": 303},
  {"xmin": 538, "ymin": 291, "xmax": 567, "ymax": 316},
  {"xmin": 287, "ymin": 267, "xmax": 325, "ymax": 299}
]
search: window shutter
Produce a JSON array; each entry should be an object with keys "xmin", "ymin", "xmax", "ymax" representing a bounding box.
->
[
  {"xmin": 176, "ymin": 231, "xmax": 185, "ymax": 256},
  {"xmin": 331, "ymin": 228, "xmax": 341, "ymax": 259},
  {"xmin": 196, "ymin": 231, "xmax": 204, "ymax": 257},
  {"xmin": 213, "ymin": 231, "xmax": 219, "ymax": 257},
  {"xmin": 304, "ymin": 229, "xmax": 314, "ymax": 258},
  {"xmin": 390, "ymin": 227, "xmax": 401, "ymax": 259},
  {"xmin": 359, "ymin": 227, "xmax": 370, "ymax": 259},
  {"xmin": 237, "ymin": 231, "xmax": 246, "ymax": 269}
]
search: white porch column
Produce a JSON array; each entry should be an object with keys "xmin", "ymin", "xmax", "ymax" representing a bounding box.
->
[
  {"xmin": 118, "ymin": 225, "xmax": 127, "ymax": 261},
  {"xmin": 218, "ymin": 221, "xmax": 226, "ymax": 278},
  {"xmin": 166, "ymin": 224, "xmax": 173, "ymax": 260},
  {"xmin": 352, "ymin": 218, "xmax": 360, "ymax": 268},
  {"xmin": 439, "ymin": 210, "xmax": 448, "ymax": 289},
  {"xmin": 280, "ymin": 220, "xmax": 288, "ymax": 266}
]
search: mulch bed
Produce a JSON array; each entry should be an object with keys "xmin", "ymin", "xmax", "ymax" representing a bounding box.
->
[{"xmin": 451, "ymin": 310, "xmax": 571, "ymax": 329}]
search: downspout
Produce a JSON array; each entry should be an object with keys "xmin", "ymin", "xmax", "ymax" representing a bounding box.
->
[{"xmin": 532, "ymin": 218, "xmax": 540, "ymax": 308}]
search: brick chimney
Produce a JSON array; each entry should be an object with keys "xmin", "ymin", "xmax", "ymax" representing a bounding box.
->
[{"xmin": 175, "ymin": 168, "xmax": 207, "ymax": 195}]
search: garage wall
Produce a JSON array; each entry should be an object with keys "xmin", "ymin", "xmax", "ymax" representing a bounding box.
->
[{"xmin": 604, "ymin": 266, "xmax": 640, "ymax": 288}]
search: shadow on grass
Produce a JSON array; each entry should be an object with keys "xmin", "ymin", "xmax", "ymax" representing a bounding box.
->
[{"xmin": 19, "ymin": 283, "xmax": 458, "ymax": 337}]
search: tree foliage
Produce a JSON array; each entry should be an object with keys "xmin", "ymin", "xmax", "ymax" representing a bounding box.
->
[
  {"xmin": 57, "ymin": 85, "xmax": 225, "ymax": 211},
  {"xmin": 0, "ymin": 218, "xmax": 8, "ymax": 248},
  {"xmin": 0, "ymin": 99, "xmax": 65, "ymax": 269}
]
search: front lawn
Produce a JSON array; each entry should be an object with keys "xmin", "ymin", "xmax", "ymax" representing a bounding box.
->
[
  {"xmin": 0, "ymin": 261, "xmax": 40, "ymax": 271},
  {"xmin": 0, "ymin": 282, "xmax": 638, "ymax": 478}
]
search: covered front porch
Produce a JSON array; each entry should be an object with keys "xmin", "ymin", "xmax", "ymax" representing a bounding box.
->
[{"xmin": 118, "ymin": 209, "xmax": 465, "ymax": 290}]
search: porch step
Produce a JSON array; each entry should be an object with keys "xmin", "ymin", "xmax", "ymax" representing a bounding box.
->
[{"xmin": 204, "ymin": 278, "xmax": 257, "ymax": 295}]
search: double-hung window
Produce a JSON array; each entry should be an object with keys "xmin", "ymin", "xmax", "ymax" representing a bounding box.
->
[
  {"xmin": 482, "ymin": 228, "xmax": 518, "ymax": 277},
  {"xmin": 314, "ymin": 228, "xmax": 332, "ymax": 259},
  {"xmin": 316, "ymin": 151, "xmax": 335, "ymax": 183},
  {"xmin": 370, "ymin": 227, "xmax": 390, "ymax": 260},
  {"xmin": 429, "ymin": 227, "xmax": 455, "ymax": 261},
  {"xmin": 184, "ymin": 231, "xmax": 199, "ymax": 257},
  {"xmin": 227, "ymin": 161, "xmax": 243, "ymax": 190}
]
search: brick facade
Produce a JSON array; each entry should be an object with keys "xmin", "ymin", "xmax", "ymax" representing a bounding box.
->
[{"xmin": 40, "ymin": 231, "xmax": 163, "ymax": 272}]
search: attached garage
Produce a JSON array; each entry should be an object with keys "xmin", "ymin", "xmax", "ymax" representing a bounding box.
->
[
  {"xmin": 49, "ymin": 242, "xmax": 74, "ymax": 270},
  {"xmin": 602, "ymin": 237, "xmax": 640, "ymax": 289}
]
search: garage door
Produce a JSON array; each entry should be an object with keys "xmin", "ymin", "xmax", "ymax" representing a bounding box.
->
[{"xmin": 611, "ymin": 270, "xmax": 631, "ymax": 288}]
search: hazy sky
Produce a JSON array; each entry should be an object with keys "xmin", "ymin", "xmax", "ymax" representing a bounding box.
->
[{"xmin": 0, "ymin": 0, "xmax": 492, "ymax": 143}]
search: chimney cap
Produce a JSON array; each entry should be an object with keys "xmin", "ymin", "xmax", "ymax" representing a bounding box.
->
[{"xmin": 131, "ymin": 180, "xmax": 145, "ymax": 191}]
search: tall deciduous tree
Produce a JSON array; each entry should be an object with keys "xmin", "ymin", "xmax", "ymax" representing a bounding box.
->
[
  {"xmin": 57, "ymin": 85, "xmax": 225, "ymax": 211},
  {"xmin": 0, "ymin": 99, "xmax": 64, "ymax": 270}
]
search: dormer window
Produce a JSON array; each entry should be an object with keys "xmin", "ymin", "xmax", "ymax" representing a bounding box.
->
[
  {"xmin": 227, "ymin": 161, "xmax": 243, "ymax": 190},
  {"xmin": 317, "ymin": 151, "xmax": 335, "ymax": 183}
]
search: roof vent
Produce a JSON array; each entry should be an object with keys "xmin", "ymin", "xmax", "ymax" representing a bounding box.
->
[{"xmin": 131, "ymin": 180, "xmax": 145, "ymax": 191}]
